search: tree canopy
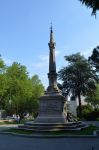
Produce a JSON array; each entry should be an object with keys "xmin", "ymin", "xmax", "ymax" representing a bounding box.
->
[
  {"xmin": 58, "ymin": 53, "xmax": 98, "ymax": 117},
  {"xmin": 79, "ymin": 0, "xmax": 99, "ymax": 15},
  {"xmin": 89, "ymin": 46, "xmax": 99, "ymax": 72},
  {"xmin": 85, "ymin": 84, "xmax": 99, "ymax": 108},
  {"xmin": 0, "ymin": 55, "xmax": 6, "ymax": 73},
  {"xmin": 0, "ymin": 56, "xmax": 44, "ymax": 118},
  {"xmin": 0, "ymin": 56, "xmax": 8, "ymax": 108}
]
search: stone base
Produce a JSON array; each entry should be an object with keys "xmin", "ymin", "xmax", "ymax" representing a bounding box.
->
[
  {"xmin": 19, "ymin": 121, "xmax": 88, "ymax": 132},
  {"xmin": 35, "ymin": 115, "xmax": 66, "ymax": 123},
  {"xmin": 34, "ymin": 93, "xmax": 66, "ymax": 123}
]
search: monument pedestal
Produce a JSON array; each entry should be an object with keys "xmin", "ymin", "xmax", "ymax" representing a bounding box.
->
[{"xmin": 34, "ymin": 93, "xmax": 66, "ymax": 123}]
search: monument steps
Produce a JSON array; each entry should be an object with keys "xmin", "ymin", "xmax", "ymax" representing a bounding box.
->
[
  {"xmin": 18, "ymin": 127, "xmax": 82, "ymax": 132},
  {"xmin": 24, "ymin": 121, "xmax": 84, "ymax": 126},
  {"xmin": 18, "ymin": 121, "xmax": 87, "ymax": 132}
]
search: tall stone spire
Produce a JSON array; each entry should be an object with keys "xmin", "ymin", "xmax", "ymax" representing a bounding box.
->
[
  {"xmin": 34, "ymin": 26, "xmax": 66, "ymax": 124},
  {"xmin": 47, "ymin": 25, "xmax": 59, "ymax": 93},
  {"xmin": 48, "ymin": 25, "xmax": 56, "ymax": 73}
]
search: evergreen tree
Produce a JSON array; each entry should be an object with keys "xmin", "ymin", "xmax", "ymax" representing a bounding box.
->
[
  {"xmin": 58, "ymin": 53, "xmax": 98, "ymax": 118},
  {"xmin": 79, "ymin": 0, "xmax": 99, "ymax": 15},
  {"xmin": 89, "ymin": 46, "xmax": 99, "ymax": 72}
]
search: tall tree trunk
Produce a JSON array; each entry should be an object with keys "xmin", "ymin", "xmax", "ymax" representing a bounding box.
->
[{"xmin": 78, "ymin": 92, "xmax": 82, "ymax": 119}]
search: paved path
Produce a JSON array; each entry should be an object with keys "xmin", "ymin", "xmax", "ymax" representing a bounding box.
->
[{"xmin": 0, "ymin": 134, "xmax": 99, "ymax": 150}]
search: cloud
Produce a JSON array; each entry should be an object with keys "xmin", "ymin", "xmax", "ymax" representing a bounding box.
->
[
  {"xmin": 55, "ymin": 50, "xmax": 61, "ymax": 56},
  {"xmin": 39, "ymin": 55, "xmax": 49, "ymax": 63},
  {"xmin": 32, "ymin": 54, "xmax": 48, "ymax": 68},
  {"xmin": 42, "ymin": 75, "xmax": 47, "ymax": 78},
  {"xmin": 32, "ymin": 50, "xmax": 61, "ymax": 68},
  {"xmin": 32, "ymin": 62, "xmax": 47, "ymax": 68}
]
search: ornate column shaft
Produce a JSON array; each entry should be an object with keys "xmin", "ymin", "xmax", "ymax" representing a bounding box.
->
[{"xmin": 47, "ymin": 26, "xmax": 59, "ymax": 93}]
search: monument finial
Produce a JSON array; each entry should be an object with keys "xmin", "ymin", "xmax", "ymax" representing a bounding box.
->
[
  {"xmin": 49, "ymin": 23, "xmax": 55, "ymax": 44},
  {"xmin": 50, "ymin": 22, "xmax": 53, "ymax": 31}
]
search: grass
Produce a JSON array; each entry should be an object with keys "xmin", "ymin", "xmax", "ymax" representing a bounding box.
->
[{"xmin": 3, "ymin": 128, "xmax": 33, "ymax": 135}]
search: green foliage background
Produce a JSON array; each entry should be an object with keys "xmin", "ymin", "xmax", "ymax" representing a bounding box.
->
[{"xmin": 0, "ymin": 56, "xmax": 44, "ymax": 118}]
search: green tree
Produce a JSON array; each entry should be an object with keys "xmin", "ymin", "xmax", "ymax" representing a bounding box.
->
[
  {"xmin": 31, "ymin": 75, "xmax": 44, "ymax": 97},
  {"xmin": 79, "ymin": 0, "xmax": 99, "ymax": 15},
  {"xmin": 4, "ymin": 62, "xmax": 33, "ymax": 118},
  {"xmin": 0, "ymin": 55, "xmax": 45, "ymax": 118},
  {"xmin": 28, "ymin": 75, "xmax": 44, "ymax": 117},
  {"xmin": 85, "ymin": 84, "xmax": 99, "ymax": 109},
  {"xmin": 58, "ymin": 53, "xmax": 98, "ymax": 118},
  {"xmin": 57, "ymin": 83, "xmax": 67, "ymax": 98},
  {"xmin": 0, "ymin": 55, "xmax": 6, "ymax": 74},
  {"xmin": 76, "ymin": 104, "xmax": 93, "ymax": 119},
  {"xmin": 4, "ymin": 63, "xmax": 44, "ymax": 118},
  {"xmin": 0, "ymin": 56, "xmax": 8, "ymax": 108},
  {"xmin": 89, "ymin": 46, "xmax": 99, "ymax": 72}
]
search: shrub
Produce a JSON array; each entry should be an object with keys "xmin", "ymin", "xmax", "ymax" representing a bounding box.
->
[
  {"xmin": 77, "ymin": 105, "xmax": 99, "ymax": 120},
  {"xmin": 77, "ymin": 105, "xmax": 93, "ymax": 119}
]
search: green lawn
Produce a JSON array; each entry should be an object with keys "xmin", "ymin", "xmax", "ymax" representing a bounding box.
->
[{"xmin": 3, "ymin": 128, "xmax": 33, "ymax": 135}]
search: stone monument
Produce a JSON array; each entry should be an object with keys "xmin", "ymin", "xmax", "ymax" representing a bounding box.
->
[
  {"xmin": 19, "ymin": 26, "xmax": 87, "ymax": 131},
  {"xmin": 35, "ymin": 26, "xmax": 66, "ymax": 123}
]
